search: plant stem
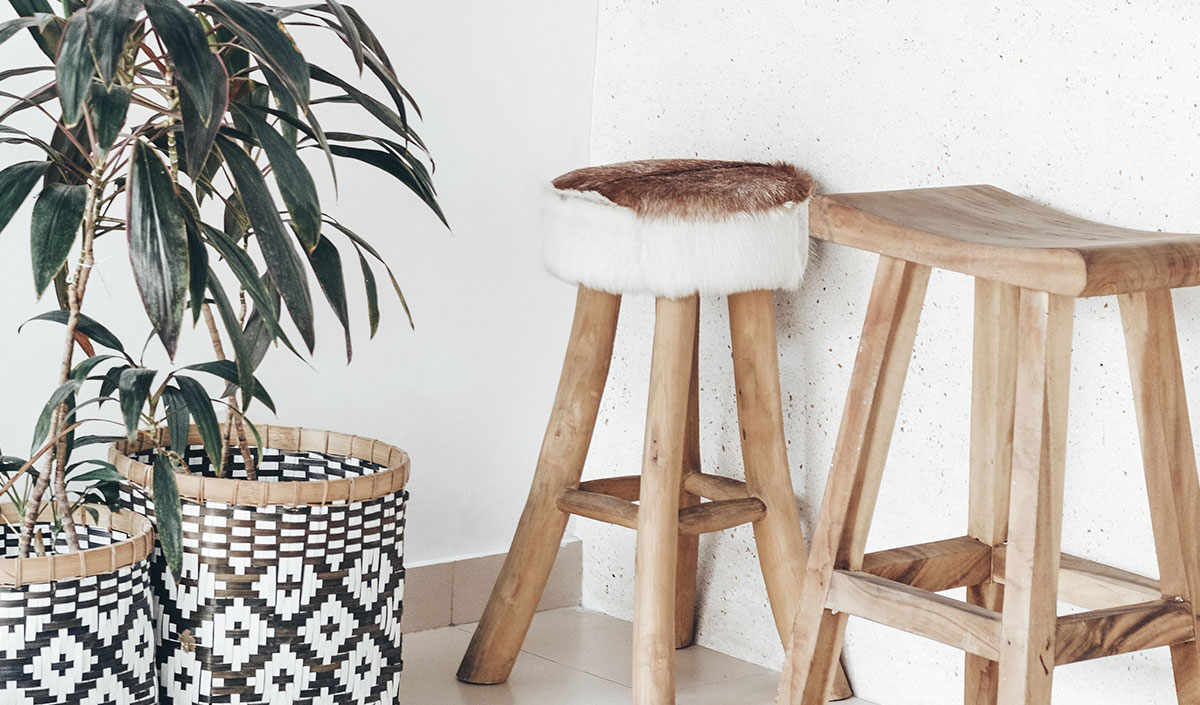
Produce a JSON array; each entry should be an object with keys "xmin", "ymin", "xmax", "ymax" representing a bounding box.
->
[{"xmin": 200, "ymin": 304, "xmax": 256, "ymax": 479}]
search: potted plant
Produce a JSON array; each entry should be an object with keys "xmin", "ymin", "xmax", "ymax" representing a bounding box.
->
[{"xmin": 0, "ymin": 0, "xmax": 441, "ymax": 701}]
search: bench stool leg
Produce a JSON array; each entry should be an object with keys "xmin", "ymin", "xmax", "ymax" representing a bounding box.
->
[
  {"xmin": 633, "ymin": 295, "xmax": 699, "ymax": 705},
  {"xmin": 778, "ymin": 257, "xmax": 931, "ymax": 705},
  {"xmin": 730, "ymin": 290, "xmax": 852, "ymax": 699},
  {"xmin": 675, "ymin": 311, "xmax": 702, "ymax": 649},
  {"xmin": 458, "ymin": 286, "xmax": 621, "ymax": 684},
  {"xmin": 1120, "ymin": 289, "xmax": 1200, "ymax": 705},
  {"xmin": 996, "ymin": 290, "xmax": 1073, "ymax": 705},
  {"xmin": 965, "ymin": 280, "xmax": 1020, "ymax": 705}
]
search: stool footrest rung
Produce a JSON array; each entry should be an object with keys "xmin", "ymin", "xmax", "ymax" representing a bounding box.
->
[
  {"xmin": 993, "ymin": 546, "xmax": 1163, "ymax": 610},
  {"xmin": 861, "ymin": 536, "xmax": 992, "ymax": 592},
  {"xmin": 682, "ymin": 472, "xmax": 750, "ymax": 501},
  {"xmin": 1056, "ymin": 599, "xmax": 1196, "ymax": 665},
  {"xmin": 578, "ymin": 476, "xmax": 641, "ymax": 501},
  {"xmin": 556, "ymin": 487, "xmax": 766, "ymax": 534},
  {"xmin": 827, "ymin": 570, "xmax": 1002, "ymax": 661},
  {"xmin": 557, "ymin": 488, "xmax": 638, "ymax": 529}
]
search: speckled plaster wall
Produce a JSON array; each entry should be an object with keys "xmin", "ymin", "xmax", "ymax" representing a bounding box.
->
[{"xmin": 574, "ymin": 2, "xmax": 1200, "ymax": 703}]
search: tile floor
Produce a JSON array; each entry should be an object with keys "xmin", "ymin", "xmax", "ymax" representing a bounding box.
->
[{"xmin": 400, "ymin": 607, "xmax": 875, "ymax": 704}]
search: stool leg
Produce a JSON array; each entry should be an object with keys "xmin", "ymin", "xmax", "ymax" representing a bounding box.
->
[
  {"xmin": 458, "ymin": 286, "xmax": 621, "ymax": 684},
  {"xmin": 965, "ymin": 280, "xmax": 1020, "ymax": 705},
  {"xmin": 729, "ymin": 290, "xmax": 852, "ymax": 700},
  {"xmin": 633, "ymin": 295, "xmax": 699, "ymax": 705},
  {"xmin": 675, "ymin": 309, "xmax": 701, "ymax": 649},
  {"xmin": 1119, "ymin": 289, "xmax": 1200, "ymax": 705},
  {"xmin": 996, "ymin": 290, "xmax": 1073, "ymax": 705},
  {"xmin": 778, "ymin": 257, "xmax": 931, "ymax": 705}
]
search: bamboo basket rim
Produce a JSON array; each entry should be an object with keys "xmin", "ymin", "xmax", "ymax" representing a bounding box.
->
[
  {"xmin": 110, "ymin": 424, "xmax": 410, "ymax": 508},
  {"xmin": 0, "ymin": 503, "xmax": 154, "ymax": 588}
]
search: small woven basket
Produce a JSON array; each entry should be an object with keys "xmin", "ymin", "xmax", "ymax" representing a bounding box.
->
[
  {"xmin": 0, "ymin": 505, "xmax": 157, "ymax": 705},
  {"xmin": 110, "ymin": 425, "xmax": 410, "ymax": 705}
]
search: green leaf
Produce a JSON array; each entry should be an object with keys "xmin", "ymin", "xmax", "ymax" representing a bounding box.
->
[
  {"xmin": 98, "ymin": 363, "xmax": 127, "ymax": 400},
  {"xmin": 128, "ymin": 141, "xmax": 190, "ymax": 357},
  {"xmin": 88, "ymin": 81, "xmax": 130, "ymax": 155},
  {"xmin": 30, "ymin": 183, "xmax": 86, "ymax": 297},
  {"xmin": 181, "ymin": 360, "xmax": 275, "ymax": 413},
  {"xmin": 72, "ymin": 433, "xmax": 125, "ymax": 448},
  {"xmin": 233, "ymin": 104, "xmax": 320, "ymax": 252},
  {"xmin": 0, "ymin": 14, "xmax": 44, "ymax": 46},
  {"xmin": 117, "ymin": 367, "xmax": 156, "ymax": 442},
  {"xmin": 0, "ymin": 161, "xmax": 49, "ymax": 237},
  {"xmin": 0, "ymin": 80, "xmax": 56, "ymax": 123},
  {"xmin": 357, "ymin": 249, "xmax": 378, "ymax": 337},
  {"xmin": 309, "ymin": 235, "xmax": 351, "ymax": 361},
  {"xmin": 327, "ymin": 144, "xmax": 447, "ymax": 226},
  {"xmin": 325, "ymin": 217, "xmax": 412, "ymax": 328},
  {"xmin": 308, "ymin": 63, "xmax": 410, "ymax": 139},
  {"xmin": 67, "ymin": 461, "xmax": 123, "ymax": 484},
  {"xmin": 55, "ymin": 12, "xmax": 94, "ymax": 127},
  {"xmin": 173, "ymin": 374, "xmax": 222, "ymax": 475},
  {"xmin": 217, "ymin": 136, "xmax": 315, "ymax": 352},
  {"xmin": 160, "ymin": 385, "xmax": 190, "ymax": 453},
  {"xmin": 144, "ymin": 0, "xmax": 220, "ymax": 124},
  {"xmin": 7, "ymin": 0, "xmax": 59, "ymax": 59},
  {"xmin": 70, "ymin": 353, "xmax": 119, "ymax": 381},
  {"xmin": 21, "ymin": 309, "xmax": 126, "ymax": 353},
  {"xmin": 205, "ymin": 270, "xmax": 255, "ymax": 409},
  {"xmin": 85, "ymin": 0, "xmax": 141, "ymax": 86},
  {"xmin": 185, "ymin": 221, "xmax": 207, "ymax": 324},
  {"xmin": 31, "ymin": 378, "xmax": 82, "ymax": 453},
  {"xmin": 152, "ymin": 453, "xmax": 183, "ymax": 581},
  {"xmin": 203, "ymin": 0, "xmax": 309, "ymax": 106},
  {"xmin": 178, "ymin": 63, "xmax": 228, "ymax": 176},
  {"xmin": 323, "ymin": 0, "xmax": 361, "ymax": 70}
]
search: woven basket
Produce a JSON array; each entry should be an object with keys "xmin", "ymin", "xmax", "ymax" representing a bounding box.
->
[
  {"xmin": 110, "ymin": 425, "xmax": 410, "ymax": 705},
  {"xmin": 0, "ymin": 504, "xmax": 157, "ymax": 705}
]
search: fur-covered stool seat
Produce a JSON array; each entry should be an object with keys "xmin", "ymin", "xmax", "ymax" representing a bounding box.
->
[
  {"xmin": 543, "ymin": 158, "xmax": 815, "ymax": 297},
  {"xmin": 459, "ymin": 158, "xmax": 853, "ymax": 705}
]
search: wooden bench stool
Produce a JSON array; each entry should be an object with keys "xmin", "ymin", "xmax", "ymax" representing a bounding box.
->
[
  {"xmin": 778, "ymin": 185, "xmax": 1200, "ymax": 705},
  {"xmin": 456, "ymin": 159, "xmax": 851, "ymax": 704}
]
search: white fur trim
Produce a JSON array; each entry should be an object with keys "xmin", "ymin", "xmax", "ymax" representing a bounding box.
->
[{"xmin": 541, "ymin": 188, "xmax": 811, "ymax": 297}]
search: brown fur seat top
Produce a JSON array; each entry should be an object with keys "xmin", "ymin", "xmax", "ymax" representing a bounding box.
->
[{"xmin": 552, "ymin": 159, "xmax": 815, "ymax": 220}]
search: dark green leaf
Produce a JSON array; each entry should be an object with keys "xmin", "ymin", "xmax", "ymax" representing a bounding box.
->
[
  {"xmin": 117, "ymin": 367, "xmax": 156, "ymax": 442},
  {"xmin": 85, "ymin": 0, "xmax": 140, "ymax": 86},
  {"xmin": 88, "ymin": 81, "xmax": 130, "ymax": 155},
  {"xmin": 325, "ymin": 216, "xmax": 412, "ymax": 328},
  {"xmin": 309, "ymin": 235, "xmax": 351, "ymax": 360},
  {"xmin": 67, "ymin": 461, "xmax": 123, "ymax": 484},
  {"xmin": 144, "ymin": 0, "xmax": 219, "ymax": 124},
  {"xmin": 203, "ymin": 0, "xmax": 309, "ymax": 106},
  {"xmin": 153, "ymin": 453, "xmax": 183, "ymax": 580},
  {"xmin": 233, "ymin": 104, "xmax": 320, "ymax": 252},
  {"xmin": 185, "ymin": 221, "xmax": 207, "ymax": 324},
  {"xmin": 31, "ymin": 378, "xmax": 81, "ymax": 453},
  {"xmin": 55, "ymin": 12, "xmax": 94, "ymax": 127},
  {"xmin": 0, "ymin": 161, "xmax": 49, "ymax": 237},
  {"xmin": 327, "ymin": 144, "xmax": 447, "ymax": 226},
  {"xmin": 73, "ymin": 433, "xmax": 125, "ymax": 448},
  {"xmin": 30, "ymin": 183, "xmax": 86, "ymax": 297},
  {"xmin": 218, "ymin": 136, "xmax": 315, "ymax": 352},
  {"xmin": 322, "ymin": 0, "xmax": 361, "ymax": 70},
  {"xmin": 22, "ymin": 309, "xmax": 126, "ymax": 353},
  {"xmin": 98, "ymin": 363, "xmax": 127, "ymax": 400},
  {"xmin": 0, "ymin": 14, "xmax": 43, "ymax": 46},
  {"xmin": 7, "ymin": 0, "xmax": 59, "ymax": 59},
  {"xmin": 205, "ymin": 270, "xmax": 255, "ymax": 409},
  {"xmin": 181, "ymin": 360, "xmax": 275, "ymax": 412},
  {"xmin": 0, "ymin": 80, "xmax": 56, "ymax": 123},
  {"xmin": 308, "ymin": 63, "xmax": 410, "ymax": 139},
  {"xmin": 178, "ymin": 58, "xmax": 228, "ymax": 175},
  {"xmin": 357, "ymin": 249, "xmax": 378, "ymax": 337},
  {"xmin": 128, "ymin": 141, "xmax": 189, "ymax": 357},
  {"xmin": 160, "ymin": 385, "xmax": 190, "ymax": 453},
  {"xmin": 173, "ymin": 374, "xmax": 222, "ymax": 475},
  {"xmin": 70, "ymin": 353, "xmax": 119, "ymax": 381},
  {"xmin": 201, "ymin": 222, "xmax": 294, "ymax": 354}
]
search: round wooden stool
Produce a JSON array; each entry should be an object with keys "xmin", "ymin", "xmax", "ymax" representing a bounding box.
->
[
  {"xmin": 778, "ymin": 185, "xmax": 1200, "ymax": 705},
  {"xmin": 456, "ymin": 159, "xmax": 851, "ymax": 704}
]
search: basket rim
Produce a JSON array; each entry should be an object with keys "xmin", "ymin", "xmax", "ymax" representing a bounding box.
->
[
  {"xmin": 110, "ymin": 424, "xmax": 410, "ymax": 508},
  {"xmin": 0, "ymin": 504, "xmax": 154, "ymax": 588}
]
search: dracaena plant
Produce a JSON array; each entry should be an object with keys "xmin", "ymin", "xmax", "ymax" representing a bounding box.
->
[{"xmin": 0, "ymin": 0, "xmax": 443, "ymax": 574}]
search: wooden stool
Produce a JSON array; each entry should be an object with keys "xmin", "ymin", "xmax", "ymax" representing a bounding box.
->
[
  {"xmin": 778, "ymin": 185, "xmax": 1200, "ymax": 705},
  {"xmin": 457, "ymin": 159, "xmax": 851, "ymax": 704}
]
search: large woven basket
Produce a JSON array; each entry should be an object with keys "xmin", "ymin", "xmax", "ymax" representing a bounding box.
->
[
  {"xmin": 0, "ymin": 505, "xmax": 157, "ymax": 705},
  {"xmin": 110, "ymin": 425, "xmax": 410, "ymax": 705}
]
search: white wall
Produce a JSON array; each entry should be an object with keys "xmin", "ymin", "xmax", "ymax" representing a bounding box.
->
[
  {"xmin": 0, "ymin": 0, "xmax": 600, "ymax": 567},
  {"xmin": 579, "ymin": 2, "xmax": 1200, "ymax": 703}
]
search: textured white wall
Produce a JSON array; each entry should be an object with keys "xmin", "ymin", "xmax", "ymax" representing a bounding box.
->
[
  {"xmin": 0, "ymin": 0, "xmax": 599, "ymax": 567},
  {"xmin": 578, "ymin": 2, "xmax": 1200, "ymax": 703}
]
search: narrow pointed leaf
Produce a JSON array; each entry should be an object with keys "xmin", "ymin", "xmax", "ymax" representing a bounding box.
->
[
  {"xmin": 0, "ymin": 161, "xmax": 49, "ymax": 237},
  {"xmin": 322, "ymin": 0, "xmax": 361, "ymax": 70},
  {"xmin": 128, "ymin": 141, "xmax": 189, "ymax": 357},
  {"xmin": 153, "ymin": 453, "xmax": 184, "ymax": 580},
  {"xmin": 181, "ymin": 360, "xmax": 275, "ymax": 412},
  {"xmin": 309, "ymin": 236, "xmax": 350, "ymax": 361},
  {"xmin": 7, "ymin": 0, "xmax": 59, "ymax": 59},
  {"xmin": 31, "ymin": 378, "xmax": 82, "ymax": 453},
  {"xmin": 325, "ymin": 217, "xmax": 413, "ymax": 328},
  {"xmin": 85, "ymin": 0, "xmax": 141, "ymax": 85},
  {"xmin": 22, "ymin": 309, "xmax": 126, "ymax": 353},
  {"xmin": 88, "ymin": 81, "xmax": 130, "ymax": 155},
  {"xmin": 186, "ymin": 221, "xmax": 207, "ymax": 324},
  {"xmin": 160, "ymin": 385, "xmax": 190, "ymax": 453},
  {"xmin": 144, "ymin": 0, "xmax": 218, "ymax": 124},
  {"xmin": 203, "ymin": 0, "xmax": 309, "ymax": 106},
  {"xmin": 117, "ymin": 367, "xmax": 156, "ymax": 442},
  {"xmin": 205, "ymin": 270, "xmax": 255, "ymax": 409},
  {"xmin": 218, "ymin": 136, "xmax": 315, "ymax": 351},
  {"xmin": 234, "ymin": 104, "xmax": 320, "ymax": 252},
  {"xmin": 55, "ymin": 12, "xmax": 94, "ymax": 127},
  {"xmin": 357, "ymin": 249, "xmax": 378, "ymax": 337},
  {"xmin": 30, "ymin": 183, "xmax": 86, "ymax": 296},
  {"xmin": 173, "ymin": 375, "xmax": 222, "ymax": 475},
  {"xmin": 327, "ymin": 144, "xmax": 447, "ymax": 226},
  {"xmin": 178, "ymin": 58, "xmax": 228, "ymax": 175},
  {"xmin": 309, "ymin": 64, "xmax": 409, "ymax": 138}
]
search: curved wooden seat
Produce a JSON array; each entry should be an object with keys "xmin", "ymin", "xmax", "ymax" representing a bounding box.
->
[{"xmin": 810, "ymin": 185, "xmax": 1200, "ymax": 297}]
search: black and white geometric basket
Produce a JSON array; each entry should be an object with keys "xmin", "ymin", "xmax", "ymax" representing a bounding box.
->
[
  {"xmin": 0, "ymin": 504, "xmax": 157, "ymax": 705},
  {"xmin": 110, "ymin": 425, "xmax": 410, "ymax": 705}
]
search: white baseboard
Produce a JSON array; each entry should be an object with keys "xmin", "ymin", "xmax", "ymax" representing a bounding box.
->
[{"xmin": 403, "ymin": 537, "xmax": 582, "ymax": 633}]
